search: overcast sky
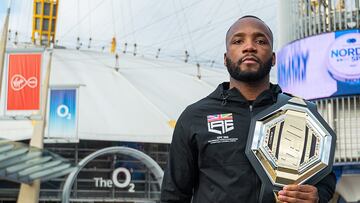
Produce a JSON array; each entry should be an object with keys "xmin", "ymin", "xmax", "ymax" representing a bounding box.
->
[{"xmin": 0, "ymin": 0, "xmax": 278, "ymax": 68}]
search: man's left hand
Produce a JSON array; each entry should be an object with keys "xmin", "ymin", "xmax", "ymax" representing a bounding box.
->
[{"xmin": 277, "ymin": 184, "xmax": 319, "ymax": 203}]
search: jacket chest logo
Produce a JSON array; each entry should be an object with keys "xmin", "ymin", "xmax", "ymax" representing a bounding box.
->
[{"xmin": 207, "ymin": 113, "xmax": 234, "ymax": 135}]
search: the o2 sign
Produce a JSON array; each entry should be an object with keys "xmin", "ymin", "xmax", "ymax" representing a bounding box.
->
[
  {"xmin": 93, "ymin": 167, "xmax": 135, "ymax": 192},
  {"xmin": 57, "ymin": 104, "xmax": 72, "ymax": 119}
]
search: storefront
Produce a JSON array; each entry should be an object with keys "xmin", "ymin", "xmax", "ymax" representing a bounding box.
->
[{"xmin": 0, "ymin": 140, "xmax": 169, "ymax": 203}]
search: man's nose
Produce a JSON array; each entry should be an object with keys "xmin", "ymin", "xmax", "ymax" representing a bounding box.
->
[{"xmin": 242, "ymin": 42, "xmax": 257, "ymax": 53}]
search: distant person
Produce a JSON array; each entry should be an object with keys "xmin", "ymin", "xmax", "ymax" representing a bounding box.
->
[{"xmin": 160, "ymin": 15, "xmax": 336, "ymax": 203}]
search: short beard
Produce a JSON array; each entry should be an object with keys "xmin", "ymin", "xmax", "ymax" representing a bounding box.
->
[{"xmin": 225, "ymin": 55, "xmax": 272, "ymax": 83}]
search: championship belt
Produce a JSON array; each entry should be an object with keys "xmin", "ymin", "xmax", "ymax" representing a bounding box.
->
[{"xmin": 245, "ymin": 94, "xmax": 336, "ymax": 202}]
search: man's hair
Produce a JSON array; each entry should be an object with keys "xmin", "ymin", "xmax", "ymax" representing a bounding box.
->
[{"xmin": 225, "ymin": 15, "xmax": 274, "ymax": 48}]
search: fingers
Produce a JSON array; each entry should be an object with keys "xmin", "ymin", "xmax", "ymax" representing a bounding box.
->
[
  {"xmin": 277, "ymin": 185, "xmax": 319, "ymax": 203},
  {"xmin": 278, "ymin": 189, "xmax": 309, "ymax": 200},
  {"xmin": 278, "ymin": 194, "xmax": 306, "ymax": 203},
  {"xmin": 283, "ymin": 185, "xmax": 316, "ymax": 193}
]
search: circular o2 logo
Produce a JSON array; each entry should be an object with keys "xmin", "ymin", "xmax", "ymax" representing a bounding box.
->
[{"xmin": 57, "ymin": 104, "xmax": 71, "ymax": 119}]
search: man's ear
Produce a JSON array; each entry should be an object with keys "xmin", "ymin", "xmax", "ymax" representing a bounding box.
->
[
  {"xmin": 272, "ymin": 52, "xmax": 276, "ymax": 66},
  {"xmin": 224, "ymin": 53, "xmax": 227, "ymax": 66}
]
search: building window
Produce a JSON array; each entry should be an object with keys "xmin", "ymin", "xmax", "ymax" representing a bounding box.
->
[
  {"xmin": 42, "ymin": 19, "xmax": 49, "ymax": 31},
  {"xmin": 35, "ymin": 18, "xmax": 41, "ymax": 30},
  {"xmin": 53, "ymin": 4, "xmax": 57, "ymax": 16},
  {"xmin": 36, "ymin": 2, "xmax": 42, "ymax": 15},
  {"xmin": 51, "ymin": 19, "xmax": 56, "ymax": 32},
  {"xmin": 43, "ymin": 3, "xmax": 50, "ymax": 16}
]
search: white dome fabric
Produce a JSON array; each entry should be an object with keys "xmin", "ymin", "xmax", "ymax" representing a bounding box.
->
[{"xmin": 0, "ymin": 48, "xmax": 228, "ymax": 143}]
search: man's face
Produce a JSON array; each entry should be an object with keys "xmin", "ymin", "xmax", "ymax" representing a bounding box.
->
[{"xmin": 224, "ymin": 18, "xmax": 275, "ymax": 82}]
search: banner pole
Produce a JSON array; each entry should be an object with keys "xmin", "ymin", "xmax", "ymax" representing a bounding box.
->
[
  {"xmin": 0, "ymin": 5, "xmax": 10, "ymax": 100},
  {"xmin": 17, "ymin": 51, "xmax": 53, "ymax": 203}
]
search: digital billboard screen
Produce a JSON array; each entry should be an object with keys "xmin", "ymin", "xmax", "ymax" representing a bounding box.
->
[{"xmin": 277, "ymin": 29, "xmax": 360, "ymax": 100}]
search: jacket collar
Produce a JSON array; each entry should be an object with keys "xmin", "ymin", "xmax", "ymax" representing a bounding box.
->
[{"xmin": 208, "ymin": 82, "xmax": 282, "ymax": 106}]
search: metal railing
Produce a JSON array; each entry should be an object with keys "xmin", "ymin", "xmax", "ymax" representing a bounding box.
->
[
  {"xmin": 289, "ymin": 0, "xmax": 360, "ymax": 41},
  {"xmin": 314, "ymin": 96, "xmax": 360, "ymax": 164}
]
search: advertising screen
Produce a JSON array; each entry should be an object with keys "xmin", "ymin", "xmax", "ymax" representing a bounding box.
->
[
  {"xmin": 47, "ymin": 88, "xmax": 78, "ymax": 140},
  {"xmin": 6, "ymin": 53, "xmax": 42, "ymax": 110},
  {"xmin": 277, "ymin": 29, "xmax": 360, "ymax": 100}
]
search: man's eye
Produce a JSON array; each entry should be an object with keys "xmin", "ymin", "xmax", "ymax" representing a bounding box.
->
[
  {"xmin": 256, "ymin": 39, "xmax": 267, "ymax": 45},
  {"xmin": 233, "ymin": 39, "xmax": 243, "ymax": 44}
]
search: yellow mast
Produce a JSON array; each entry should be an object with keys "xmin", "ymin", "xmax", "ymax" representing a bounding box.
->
[
  {"xmin": 32, "ymin": 0, "xmax": 59, "ymax": 46},
  {"xmin": 111, "ymin": 36, "xmax": 116, "ymax": 54}
]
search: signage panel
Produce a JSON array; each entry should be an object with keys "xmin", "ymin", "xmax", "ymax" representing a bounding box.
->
[
  {"xmin": 277, "ymin": 29, "xmax": 360, "ymax": 99},
  {"xmin": 48, "ymin": 88, "xmax": 77, "ymax": 139},
  {"xmin": 6, "ymin": 53, "xmax": 42, "ymax": 110}
]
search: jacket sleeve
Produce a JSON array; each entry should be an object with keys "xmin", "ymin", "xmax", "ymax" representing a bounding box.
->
[
  {"xmin": 315, "ymin": 171, "xmax": 336, "ymax": 203},
  {"xmin": 160, "ymin": 113, "xmax": 197, "ymax": 203}
]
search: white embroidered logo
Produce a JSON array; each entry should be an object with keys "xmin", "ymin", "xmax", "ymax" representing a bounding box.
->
[
  {"xmin": 207, "ymin": 113, "xmax": 234, "ymax": 135},
  {"xmin": 11, "ymin": 74, "xmax": 38, "ymax": 91}
]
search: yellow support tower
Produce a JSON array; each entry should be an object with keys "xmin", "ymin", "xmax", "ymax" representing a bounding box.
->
[
  {"xmin": 32, "ymin": 0, "xmax": 59, "ymax": 46},
  {"xmin": 111, "ymin": 36, "xmax": 117, "ymax": 54}
]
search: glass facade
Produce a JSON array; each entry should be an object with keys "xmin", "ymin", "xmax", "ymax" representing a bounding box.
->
[{"xmin": 0, "ymin": 140, "xmax": 169, "ymax": 202}]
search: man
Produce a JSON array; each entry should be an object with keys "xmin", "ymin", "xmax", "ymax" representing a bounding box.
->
[{"xmin": 160, "ymin": 15, "xmax": 336, "ymax": 203}]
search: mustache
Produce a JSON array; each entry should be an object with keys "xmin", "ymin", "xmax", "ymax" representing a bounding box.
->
[{"xmin": 236, "ymin": 54, "xmax": 261, "ymax": 65}]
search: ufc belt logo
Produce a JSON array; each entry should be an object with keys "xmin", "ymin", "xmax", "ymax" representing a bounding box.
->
[{"xmin": 207, "ymin": 113, "xmax": 234, "ymax": 135}]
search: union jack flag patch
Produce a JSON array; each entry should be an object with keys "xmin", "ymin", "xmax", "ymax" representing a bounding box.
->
[{"xmin": 207, "ymin": 113, "xmax": 234, "ymax": 135}]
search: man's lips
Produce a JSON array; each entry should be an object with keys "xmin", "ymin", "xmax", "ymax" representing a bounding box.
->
[{"xmin": 241, "ymin": 56, "xmax": 259, "ymax": 64}]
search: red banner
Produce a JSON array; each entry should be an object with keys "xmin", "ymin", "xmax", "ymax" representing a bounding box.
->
[{"xmin": 6, "ymin": 53, "xmax": 42, "ymax": 111}]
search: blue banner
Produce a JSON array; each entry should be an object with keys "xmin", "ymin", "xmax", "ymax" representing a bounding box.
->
[{"xmin": 48, "ymin": 89, "xmax": 77, "ymax": 138}]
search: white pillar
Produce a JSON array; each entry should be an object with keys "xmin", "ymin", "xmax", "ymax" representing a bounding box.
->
[{"xmin": 277, "ymin": 0, "xmax": 294, "ymax": 49}]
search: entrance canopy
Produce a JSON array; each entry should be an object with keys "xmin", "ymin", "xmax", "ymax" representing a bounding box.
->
[{"xmin": 0, "ymin": 138, "xmax": 75, "ymax": 184}]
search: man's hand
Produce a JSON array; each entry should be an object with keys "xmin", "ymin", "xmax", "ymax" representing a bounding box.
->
[{"xmin": 277, "ymin": 184, "xmax": 319, "ymax": 203}]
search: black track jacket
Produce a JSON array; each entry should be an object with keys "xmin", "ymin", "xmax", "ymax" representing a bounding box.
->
[{"xmin": 161, "ymin": 82, "xmax": 336, "ymax": 203}]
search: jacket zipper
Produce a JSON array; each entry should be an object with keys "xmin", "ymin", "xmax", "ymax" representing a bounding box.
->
[
  {"xmin": 221, "ymin": 92, "xmax": 229, "ymax": 106},
  {"xmin": 249, "ymin": 104, "xmax": 259, "ymax": 202},
  {"xmin": 255, "ymin": 174, "xmax": 259, "ymax": 203}
]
